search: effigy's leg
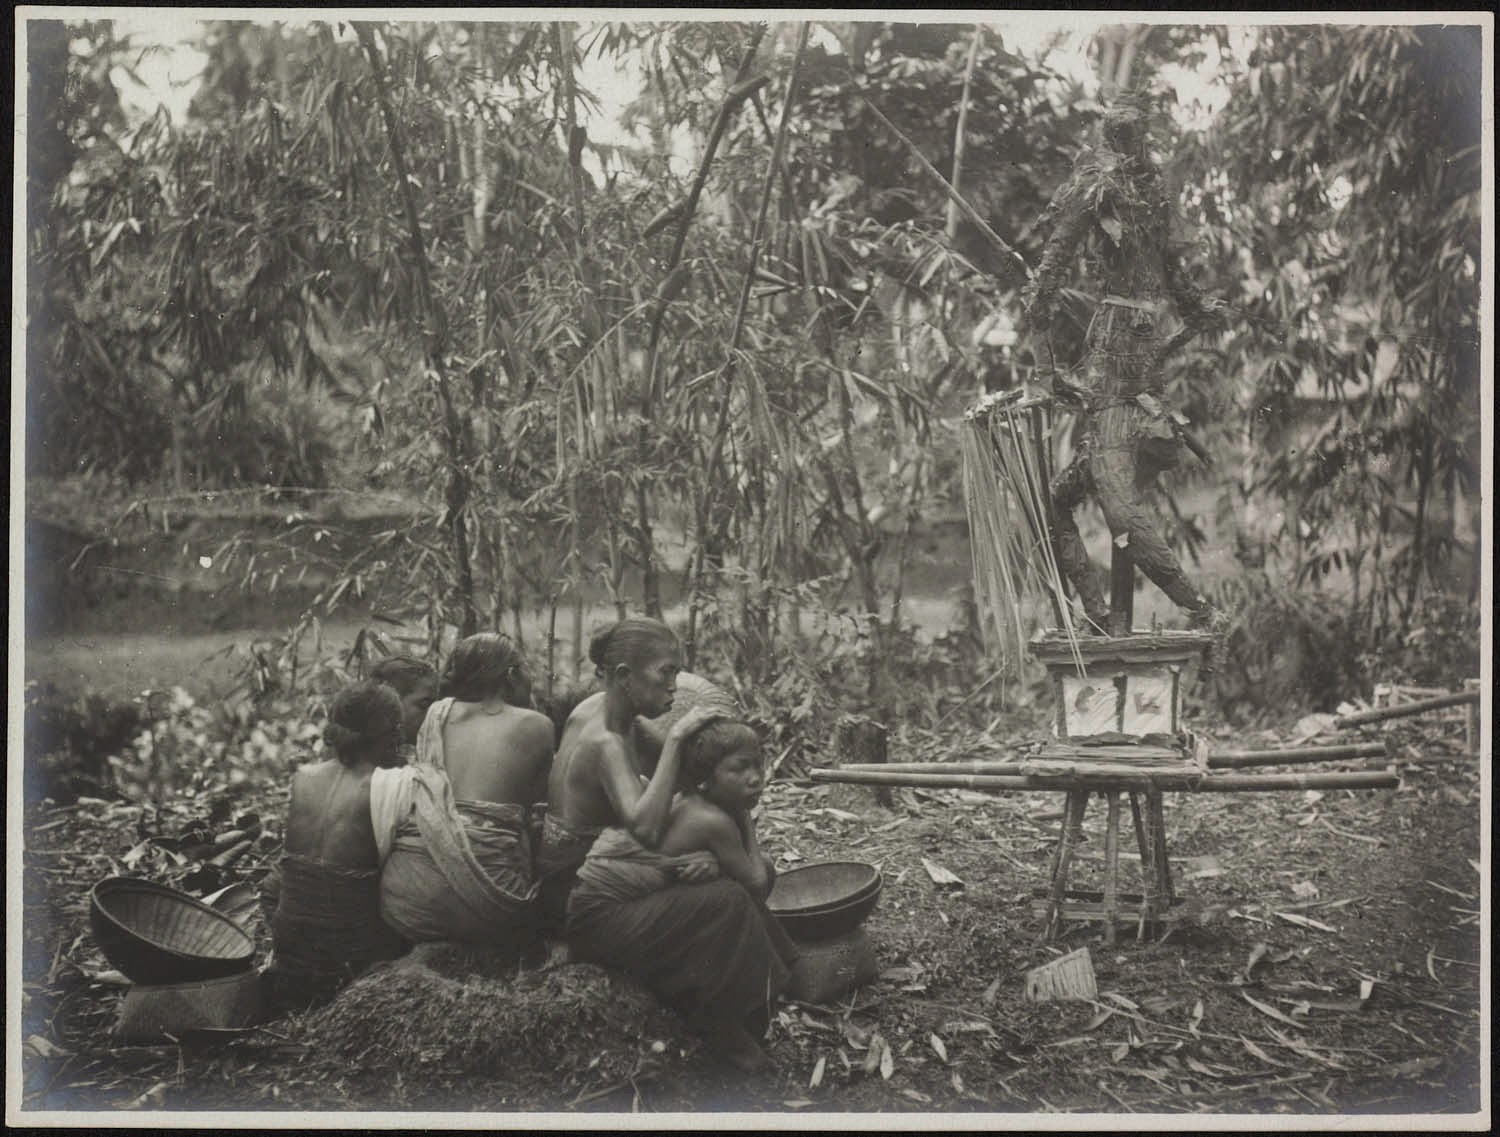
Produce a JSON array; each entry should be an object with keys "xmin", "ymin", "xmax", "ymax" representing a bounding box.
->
[
  {"xmin": 1091, "ymin": 412, "xmax": 1216, "ymax": 627},
  {"xmin": 1050, "ymin": 452, "xmax": 1109, "ymax": 629}
]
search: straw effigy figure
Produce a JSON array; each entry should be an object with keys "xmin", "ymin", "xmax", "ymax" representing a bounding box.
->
[{"xmin": 1022, "ymin": 92, "xmax": 1227, "ymax": 635}]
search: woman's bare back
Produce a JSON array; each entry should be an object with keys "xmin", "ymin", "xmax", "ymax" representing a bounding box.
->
[
  {"xmin": 440, "ymin": 701, "xmax": 554, "ymax": 805},
  {"xmin": 284, "ymin": 761, "xmax": 379, "ymax": 868}
]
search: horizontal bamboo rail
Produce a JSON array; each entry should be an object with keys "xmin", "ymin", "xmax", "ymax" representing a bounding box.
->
[
  {"xmin": 808, "ymin": 768, "xmax": 1399, "ymax": 793},
  {"xmin": 1208, "ymin": 741, "xmax": 1390, "ymax": 768},
  {"xmin": 1334, "ymin": 690, "xmax": 1479, "ymax": 728},
  {"xmin": 832, "ymin": 741, "xmax": 1391, "ymax": 777}
]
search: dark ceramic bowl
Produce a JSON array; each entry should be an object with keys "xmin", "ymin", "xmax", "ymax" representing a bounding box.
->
[
  {"xmin": 769, "ymin": 862, "xmax": 882, "ymax": 941},
  {"xmin": 89, "ymin": 876, "xmax": 256, "ymax": 985},
  {"xmin": 769, "ymin": 861, "xmax": 882, "ymax": 913}
]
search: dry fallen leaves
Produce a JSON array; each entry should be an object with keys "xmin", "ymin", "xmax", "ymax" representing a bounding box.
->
[
  {"xmin": 928, "ymin": 1033, "xmax": 948, "ymax": 1063},
  {"xmin": 920, "ymin": 858, "xmax": 964, "ymax": 887},
  {"xmin": 1241, "ymin": 1036, "xmax": 1290, "ymax": 1068},
  {"xmin": 1241, "ymin": 991, "xmax": 1306, "ymax": 1029},
  {"xmin": 863, "ymin": 1033, "xmax": 886, "ymax": 1075},
  {"xmin": 1276, "ymin": 910, "xmax": 1338, "ymax": 933}
]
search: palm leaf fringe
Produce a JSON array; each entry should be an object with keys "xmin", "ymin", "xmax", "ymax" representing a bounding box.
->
[{"xmin": 961, "ymin": 393, "xmax": 1082, "ymax": 673}]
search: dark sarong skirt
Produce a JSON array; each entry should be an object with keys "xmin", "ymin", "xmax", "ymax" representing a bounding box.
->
[
  {"xmin": 567, "ymin": 879, "xmax": 799, "ymax": 1024},
  {"xmin": 264, "ymin": 854, "xmax": 408, "ymax": 1015}
]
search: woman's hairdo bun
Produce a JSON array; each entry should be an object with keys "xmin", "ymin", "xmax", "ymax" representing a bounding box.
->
[
  {"xmin": 588, "ymin": 617, "xmax": 678, "ymax": 675},
  {"xmin": 587, "ymin": 624, "xmax": 614, "ymax": 668},
  {"xmin": 325, "ymin": 681, "xmax": 403, "ymax": 765},
  {"xmin": 442, "ymin": 632, "xmax": 523, "ymax": 702},
  {"xmin": 323, "ymin": 720, "xmax": 362, "ymax": 752}
]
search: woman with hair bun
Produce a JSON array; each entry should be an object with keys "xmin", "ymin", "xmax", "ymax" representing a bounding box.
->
[
  {"xmin": 366, "ymin": 654, "xmax": 439, "ymax": 748},
  {"xmin": 263, "ymin": 681, "xmax": 411, "ymax": 1014},
  {"xmin": 374, "ymin": 633, "xmax": 555, "ymax": 950},
  {"xmin": 536, "ymin": 617, "xmax": 722, "ymax": 928},
  {"xmin": 567, "ymin": 714, "xmax": 800, "ymax": 1071}
]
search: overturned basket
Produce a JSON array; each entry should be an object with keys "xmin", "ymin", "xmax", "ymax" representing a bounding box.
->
[{"xmin": 90, "ymin": 876, "xmax": 256, "ymax": 986}]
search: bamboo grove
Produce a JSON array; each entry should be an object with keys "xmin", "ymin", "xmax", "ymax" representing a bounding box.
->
[{"xmin": 26, "ymin": 20, "xmax": 1484, "ymax": 709}]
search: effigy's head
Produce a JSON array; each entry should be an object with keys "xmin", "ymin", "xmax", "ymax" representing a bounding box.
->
[{"xmin": 1101, "ymin": 91, "xmax": 1153, "ymax": 159}]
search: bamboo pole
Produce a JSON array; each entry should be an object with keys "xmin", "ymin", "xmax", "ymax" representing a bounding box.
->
[
  {"xmin": 946, "ymin": 25, "xmax": 983, "ymax": 241},
  {"xmin": 849, "ymin": 79, "xmax": 1029, "ymax": 285},
  {"xmin": 833, "ymin": 740, "xmax": 1392, "ymax": 776},
  {"xmin": 1334, "ymin": 691, "xmax": 1479, "ymax": 728},
  {"xmin": 355, "ymin": 23, "xmax": 478, "ymax": 637},
  {"xmin": 808, "ymin": 768, "xmax": 1399, "ymax": 793},
  {"xmin": 686, "ymin": 22, "xmax": 811, "ymax": 661},
  {"xmin": 1208, "ymin": 742, "xmax": 1390, "ymax": 769}
]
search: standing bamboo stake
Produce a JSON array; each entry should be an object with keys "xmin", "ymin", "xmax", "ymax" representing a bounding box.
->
[
  {"xmin": 355, "ymin": 23, "xmax": 478, "ymax": 638},
  {"xmin": 1044, "ymin": 791, "xmax": 1089, "ymax": 941},
  {"xmin": 687, "ymin": 22, "xmax": 811, "ymax": 660},
  {"xmin": 850, "ymin": 78, "xmax": 1030, "ymax": 285},
  {"xmin": 1102, "ymin": 792, "xmax": 1121, "ymax": 945},
  {"xmin": 946, "ymin": 25, "xmax": 984, "ymax": 241}
]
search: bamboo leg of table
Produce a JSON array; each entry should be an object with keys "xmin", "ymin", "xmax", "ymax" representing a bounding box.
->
[
  {"xmin": 1103, "ymin": 792, "xmax": 1121, "ymax": 945},
  {"xmin": 1132, "ymin": 791, "xmax": 1160, "ymax": 941},
  {"xmin": 1044, "ymin": 790, "xmax": 1089, "ymax": 941},
  {"xmin": 1149, "ymin": 791, "xmax": 1173, "ymax": 905},
  {"xmin": 1128, "ymin": 792, "xmax": 1151, "ymax": 939}
]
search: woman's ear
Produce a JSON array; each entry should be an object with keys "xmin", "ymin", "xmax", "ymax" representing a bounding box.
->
[{"xmin": 611, "ymin": 662, "xmax": 632, "ymax": 684}]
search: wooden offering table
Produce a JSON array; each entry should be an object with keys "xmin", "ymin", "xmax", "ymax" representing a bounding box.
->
[{"xmin": 811, "ymin": 628, "xmax": 1399, "ymax": 943}]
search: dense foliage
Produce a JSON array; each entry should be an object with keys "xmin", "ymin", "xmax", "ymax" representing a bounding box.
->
[{"xmin": 24, "ymin": 18, "xmax": 1485, "ymax": 722}]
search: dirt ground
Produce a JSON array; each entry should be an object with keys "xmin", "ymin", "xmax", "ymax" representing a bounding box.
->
[{"xmin": 15, "ymin": 709, "xmax": 1485, "ymax": 1122}]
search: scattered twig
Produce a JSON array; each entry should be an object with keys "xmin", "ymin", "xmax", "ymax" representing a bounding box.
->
[{"xmin": 1317, "ymin": 817, "xmax": 1383, "ymax": 845}]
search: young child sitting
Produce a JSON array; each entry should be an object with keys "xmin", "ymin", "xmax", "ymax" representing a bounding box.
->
[
  {"xmin": 567, "ymin": 718, "xmax": 799, "ymax": 1072},
  {"xmin": 657, "ymin": 718, "xmax": 780, "ymax": 899}
]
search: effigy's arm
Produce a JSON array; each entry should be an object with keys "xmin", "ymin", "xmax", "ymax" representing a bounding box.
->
[
  {"xmin": 1022, "ymin": 180, "xmax": 1092, "ymax": 337},
  {"xmin": 1164, "ymin": 244, "xmax": 1224, "ymax": 339}
]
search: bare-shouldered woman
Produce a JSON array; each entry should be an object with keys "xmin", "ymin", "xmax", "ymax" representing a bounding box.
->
[
  {"xmin": 377, "ymin": 634, "xmax": 554, "ymax": 948},
  {"xmin": 536, "ymin": 619, "xmax": 720, "ymax": 928},
  {"xmin": 264, "ymin": 682, "xmax": 410, "ymax": 1013}
]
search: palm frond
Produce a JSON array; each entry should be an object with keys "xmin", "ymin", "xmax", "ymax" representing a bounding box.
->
[{"xmin": 961, "ymin": 391, "xmax": 1082, "ymax": 673}]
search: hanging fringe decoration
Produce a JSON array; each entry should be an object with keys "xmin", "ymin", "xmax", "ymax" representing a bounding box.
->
[{"xmin": 961, "ymin": 390, "xmax": 1083, "ymax": 673}]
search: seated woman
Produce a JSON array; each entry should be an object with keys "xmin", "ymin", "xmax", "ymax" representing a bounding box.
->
[
  {"xmin": 367, "ymin": 654, "xmax": 439, "ymax": 752},
  {"xmin": 263, "ymin": 682, "xmax": 410, "ymax": 1015},
  {"xmin": 259, "ymin": 656, "xmax": 438, "ymax": 930},
  {"xmin": 536, "ymin": 617, "xmax": 722, "ymax": 929},
  {"xmin": 374, "ymin": 633, "xmax": 554, "ymax": 950},
  {"xmin": 567, "ymin": 717, "xmax": 800, "ymax": 1072}
]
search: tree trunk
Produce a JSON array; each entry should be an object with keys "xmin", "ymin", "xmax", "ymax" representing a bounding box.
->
[
  {"xmin": 946, "ymin": 26, "xmax": 983, "ymax": 242},
  {"xmin": 687, "ymin": 24, "xmax": 810, "ymax": 657},
  {"xmin": 1401, "ymin": 423, "xmax": 1434, "ymax": 633},
  {"xmin": 356, "ymin": 23, "xmax": 477, "ymax": 637}
]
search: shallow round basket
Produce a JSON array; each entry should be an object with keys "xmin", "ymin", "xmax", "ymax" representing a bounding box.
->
[
  {"xmin": 769, "ymin": 862, "xmax": 882, "ymax": 941},
  {"xmin": 768, "ymin": 862, "xmax": 882, "ymax": 914},
  {"xmin": 89, "ymin": 876, "xmax": 256, "ymax": 986},
  {"xmin": 636, "ymin": 672, "xmax": 740, "ymax": 749}
]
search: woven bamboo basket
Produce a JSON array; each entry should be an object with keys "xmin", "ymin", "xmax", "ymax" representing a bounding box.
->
[
  {"xmin": 114, "ymin": 970, "xmax": 264, "ymax": 1043},
  {"xmin": 635, "ymin": 672, "xmax": 741, "ymax": 750},
  {"xmin": 787, "ymin": 927, "xmax": 878, "ymax": 1005},
  {"xmin": 1024, "ymin": 947, "xmax": 1098, "ymax": 1003},
  {"xmin": 90, "ymin": 876, "xmax": 256, "ymax": 985}
]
